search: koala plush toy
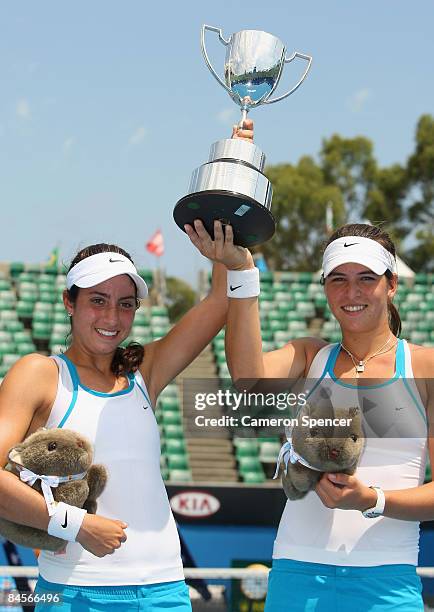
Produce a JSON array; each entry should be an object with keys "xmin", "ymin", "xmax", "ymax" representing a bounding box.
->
[
  {"xmin": 276, "ymin": 402, "xmax": 364, "ymax": 501},
  {"xmin": 0, "ymin": 428, "xmax": 107, "ymax": 551}
]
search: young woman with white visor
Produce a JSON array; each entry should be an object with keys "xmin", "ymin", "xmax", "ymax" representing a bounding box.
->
[
  {"xmin": 0, "ymin": 109, "xmax": 255, "ymax": 612},
  {"xmin": 185, "ymin": 221, "xmax": 434, "ymax": 611}
]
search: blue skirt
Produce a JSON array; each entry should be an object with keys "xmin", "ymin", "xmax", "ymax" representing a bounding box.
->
[
  {"xmin": 264, "ymin": 559, "xmax": 424, "ymax": 612},
  {"xmin": 34, "ymin": 576, "xmax": 192, "ymax": 611}
]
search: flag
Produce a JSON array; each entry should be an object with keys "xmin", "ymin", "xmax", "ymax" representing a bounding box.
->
[
  {"xmin": 46, "ymin": 247, "xmax": 59, "ymax": 269},
  {"xmin": 146, "ymin": 230, "xmax": 164, "ymax": 257}
]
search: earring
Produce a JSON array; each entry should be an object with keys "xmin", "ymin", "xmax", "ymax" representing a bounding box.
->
[{"xmin": 68, "ymin": 312, "xmax": 73, "ymax": 317}]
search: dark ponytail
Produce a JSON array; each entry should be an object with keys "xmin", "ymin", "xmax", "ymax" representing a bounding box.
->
[
  {"xmin": 325, "ymin": 224, "xmax": 402, "ymax": 337},
  {"xmin": 67, "ymin": 243, "xmax": 145, "ymax": 376}
]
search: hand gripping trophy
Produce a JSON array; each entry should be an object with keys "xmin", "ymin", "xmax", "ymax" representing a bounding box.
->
[{"xmin": 174, "ymin": 25, "xmax": 312, "ymax": 247}]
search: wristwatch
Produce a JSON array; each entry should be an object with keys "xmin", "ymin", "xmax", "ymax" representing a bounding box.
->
[{"xmin": 362, "ymin": 486, "xmax": 385, "ymax": 519}]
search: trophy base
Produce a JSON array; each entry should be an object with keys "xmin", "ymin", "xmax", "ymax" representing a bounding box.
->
[{"xmin": 174, "ymin": 190, "xmax": 276, "ymax": 247}]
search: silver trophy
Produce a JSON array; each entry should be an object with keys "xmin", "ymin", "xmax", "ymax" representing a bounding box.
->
[{"xmin": 174, "ymin": 25, "xmax": 312, "ymax": 247}]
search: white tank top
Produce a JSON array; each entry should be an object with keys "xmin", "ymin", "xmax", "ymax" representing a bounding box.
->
[
  {"xmin": 273, "ymin": 339, "xmax": 428, "ymax": 566},
  {"xmin": 38, "ymin": 354, "xmax": 184, "ymax": 586}
]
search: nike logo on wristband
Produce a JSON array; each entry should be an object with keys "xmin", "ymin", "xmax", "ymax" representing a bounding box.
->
[
  {"xmin": 109, "ymin": 258, "xmax": 123, "ymax": 263},
  {"xmin": 61, "ymin": 512, "xmax": 68, "ymax": 528},
  {"xmin": 230, "ymin": 285, "xmax": 243, "ymax": 291},
  {"xmin": 343, "ymin": 242, "xmax": 358, "ymax": 247}
]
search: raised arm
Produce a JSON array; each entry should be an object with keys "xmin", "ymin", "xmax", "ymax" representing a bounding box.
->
[
  {"xmin": 184, "ymin": 219, "xmax": 321, "ymax": 386},
  {"xmin": 141, "ymin": 255, "xmax": 229, "ymax": 402}
]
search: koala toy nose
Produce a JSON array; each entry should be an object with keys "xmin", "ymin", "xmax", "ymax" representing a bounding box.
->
[
  {"xmin": 329, "ymin": 448, "xmax": 340, "ymax": 460},
  {"xmin": 76, "ymin": 440, "xmax": 84, "ymax": 448}
]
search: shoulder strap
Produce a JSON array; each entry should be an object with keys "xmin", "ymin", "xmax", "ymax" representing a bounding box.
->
[{"xmin": 47, "ymin": 355, "xmax": 79, "ymax": 428}]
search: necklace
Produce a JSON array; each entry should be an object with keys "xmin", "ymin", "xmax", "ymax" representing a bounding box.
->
[{"xmin": 340, "ymin": 335, "xmax": 396, "ymax": 376}]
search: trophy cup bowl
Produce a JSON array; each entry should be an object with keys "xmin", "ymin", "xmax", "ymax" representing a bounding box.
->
[{"xmin": 174, "ymin": 26, "xmax": 312, "ymax": 248}]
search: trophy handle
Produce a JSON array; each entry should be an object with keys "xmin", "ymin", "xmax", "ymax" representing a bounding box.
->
[
  {"xmin": 201, "ymin": 24, "xmax": 233, "ymax": 96},
  {"xmin": 263, "ymin": 52, "xmax": 313, "ymax": 105}
]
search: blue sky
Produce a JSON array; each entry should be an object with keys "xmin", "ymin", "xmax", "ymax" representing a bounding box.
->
[{"xmin": 1, "ymin": 1, "xmax": 432, "ymax": 285}]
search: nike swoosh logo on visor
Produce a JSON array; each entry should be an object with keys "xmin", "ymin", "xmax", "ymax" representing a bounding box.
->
[
  {"xmin": 343, "ymin": 242, "xmax": 359, "ymax": 247},
  {"xmin": 109, "ymin": 258, "xmax": 123, "ymax": 263}
]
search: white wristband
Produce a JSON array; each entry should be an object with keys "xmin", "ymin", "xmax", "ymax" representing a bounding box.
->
[
  {"xmin": 47, "ymin": 502, "xmax": 87, "ymax": 542},
  {"xmin": 227, "ymin": 268, "xmax": 260, "ymax": 298}
]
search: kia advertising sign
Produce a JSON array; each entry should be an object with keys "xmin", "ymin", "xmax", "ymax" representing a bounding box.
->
[{"xmin": 170, "ymin": 490, "xmax": 221, "ymax": 518}]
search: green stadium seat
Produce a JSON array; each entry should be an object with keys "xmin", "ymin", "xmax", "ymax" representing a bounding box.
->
[
  {"xmin": 415, "ymin": 273, "xmax": 429, "ymax": 285},
  {"xmin": 259, "ymin": 441, "xmax": 281, "ymax": 463},
  {"xmin": 236, "ymin": 444, "xmax": 259, "ymax": 458},
  {"xmin": 9, "ymin": 262, "xmax": 25, "ymax": 277},
  {"xmin": 298, "ymin": 272, "xmax": 313, "ymax": 283},
  {"xmin": 14, "ymin": 331, "xmax": 32, "ymax": 344},
  {"xmin": 169, "ymin": 469, "xmax": 192, "ymax": 482},
  {"xmin": 238, "ymin": 455, "xmax": 263, "ymax": 470},
  {"xmin": 0, "ymin": 342, "xmax": 16, "ymax": 357},
  {"xmin": 273, "ymin": 331, "xmax": 293, "ymax": 344},
  {"xmin": 5, "ymin": 321, "xmax": 24, "ymax": 333},
  {"xmin": 288, "ymin": 321, "xmax": 307, "ymax": 332},
  {"xmin": 32, "ymin": 322, "xmax": 52, "ymax": 341},
  {"xmin": 273, "ymin": 292, "xmax": 292, "ymax": 302},
  {"xmin": 2, "ymin": 354, "xmax": 20, "ymax": 367},
  {"xmin": 160, "ymin": 384, "xmax": 178, "ymax": 399},
  {"xmin": 296, "ymin": 302, "xmax": 315, "ymax": 317},
  {"xmin": 287, "ymin": 312, "xmax": 306, "ymax": 323},
  {"xmin": 163, "ymin": 424, "xmax": 184, "ymax": 439},
  {"xmin": 259, "ymin": 272, "xmax": 273, "ymax": 283},
  {"xmin": 159, "ymin": 397, "xmax": 180, "ymax": 411},
  {"xmin": 0, "ymin": 280, "xmax": 11, "ymax": 291},
  {"xmin": 33, "ymin": 311, "xmax": 53, "ymax": 324},
  {"xmin": 268, "ymin": 310, "xmax": 287, "ymax": 322},
  {"xmin": 17, "ymin": 302, "xmax": 34, "ymax": 318},
  {"xmin": 167, "ymin": 455, "xmax": 189, "ymax": 470},
  {"xmin": 0, "ymin": 311, "xmax": 18, "ymax": 323},
  {"xmin": 269, "ymin": 320, "xmax": 288, "ymax": 332},
  {"xmin": 240, "ymin": 471, "xmax": 266, "ymax": 484},
  {"xmin": 39, "ymin": 291, "xmax": 56, "ymax": 304},
  {"xmin": 150, "ymin": 306, "xmax": 168, "ymax": 316},
  {"xmin": 16, "ymin": 342, "xmax": 36, "ymax": 356},
  {"xmin": 410, "ymin": 331, "xmax": 429, "ymax": 343},
  {"xmin": 262, "ymin": 341, "xmax": 276, "ymax": 352},
  {"xmin": 164, "ymin": 439, "xmax": 186, "ymax": 454}
]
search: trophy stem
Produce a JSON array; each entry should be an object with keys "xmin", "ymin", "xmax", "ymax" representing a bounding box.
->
[{"xmin": 239, "ymin": 108, "xmax": 249, "ymax": 128}]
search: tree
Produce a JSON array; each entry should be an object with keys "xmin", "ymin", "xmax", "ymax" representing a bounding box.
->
[
  {"xmin": 407, "ymin": 114, "xmax": 434, "ymax": 224},
  {"xmin": 320, "ymin": 134, "xmax": 377, "ymax": 220},
  {"xmin": 405, "ymin": 115, "xmax": 434, "ymax": 270},
  {"xmin": 260, "ymin": 156, "xmax": 345, "ymax": 270},
  {"xmin": 364, "ymin": 164, "xmax": 409, "ymax": 244},
  {"xmin": 165, "ymin": 276, "xmax": 196, "ymax": 322}
]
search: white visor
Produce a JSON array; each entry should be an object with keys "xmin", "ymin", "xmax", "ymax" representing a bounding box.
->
[
  {"xmin": 66, "ymin": 252, "xmax": 148, "ymax": 298},
  {"xmin": 322, "ymin": 236, "xmax": 397, "ymax": 278}
]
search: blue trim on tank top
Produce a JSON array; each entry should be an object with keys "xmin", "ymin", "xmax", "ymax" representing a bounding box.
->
[
  {"xmin": 56, "ymin": 353, "xmax": 79, "ymax": 428},
  {"xmin": 326, "ymin": 339, "xmax": 404, "ymax": 389},
  {"xmin": 312, "ymin": 339, "xmax": 427, "ymax": 424},
  {"xmin": 305, "ymin": 345, "xmax": 339, "ymax": 401},
  {"xmin": 60, "ymin": 353, "xmax": 135, "ymax": 397},
  {"xmin": 134, "ymin": 376, "xmax": 152, "ymax": 408}
]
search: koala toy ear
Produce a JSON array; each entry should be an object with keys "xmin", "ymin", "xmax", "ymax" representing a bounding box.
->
[{"xmin": 8, "ymin": 445, "xmax": 24, "ymax": 465}]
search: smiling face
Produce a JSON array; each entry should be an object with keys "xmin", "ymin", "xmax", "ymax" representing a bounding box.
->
[
  {"xmin": 324, "ymin": 263, "xmax": 397, "ymax": 334},
  {"xmin": 64, "ymin": 274, "xmax": 137, "ymax": 355}
]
